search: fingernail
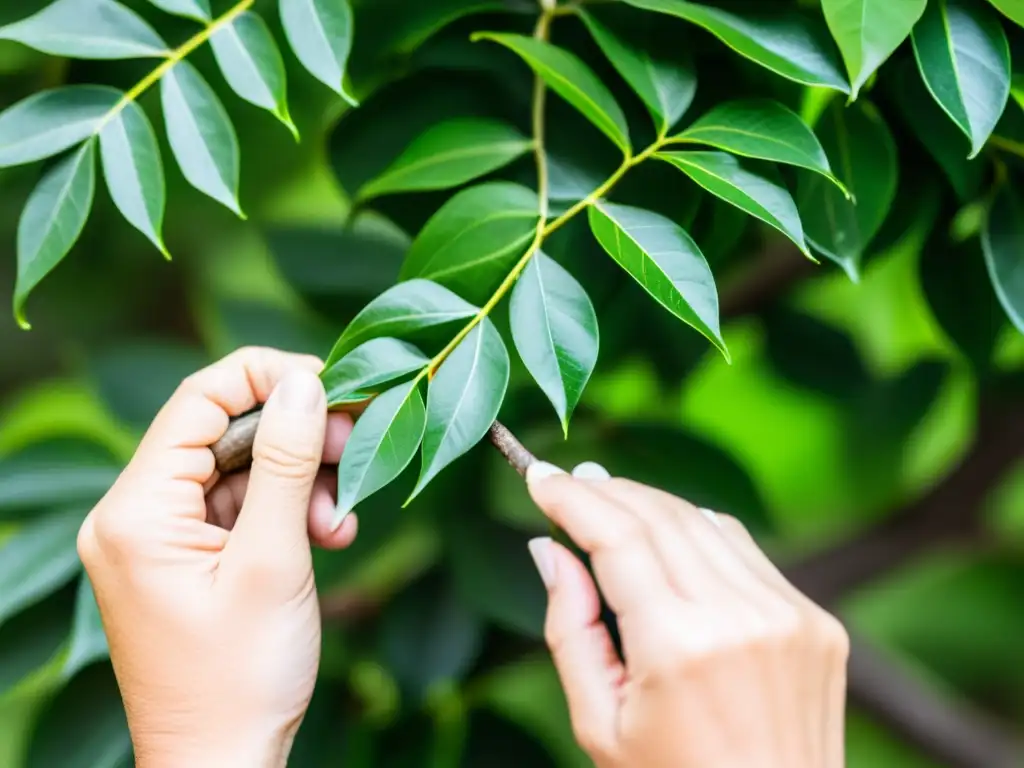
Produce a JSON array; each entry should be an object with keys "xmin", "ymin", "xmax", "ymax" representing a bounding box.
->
[
  {"xmin": 699, "ymin": 507, "xmax": 722, "ymax": 527},
  {"xmin": 572, "ymin": 461, "xmax": 611, "ymax": 481},
  {"xmin": 528, "ymin": 537, "xmax": 556, "ymax": 588},
  {"xmin": 272, "ymin": 370, "xmax": 324, "ymax": 414},
  {"xmin": 525, "ymin": 461, "xmax": 567, "ymax": 485}
]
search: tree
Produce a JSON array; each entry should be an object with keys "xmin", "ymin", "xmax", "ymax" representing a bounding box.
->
[{"xmin": 0, "ymin": 0, "xmax": 1023, "ymax": 765}]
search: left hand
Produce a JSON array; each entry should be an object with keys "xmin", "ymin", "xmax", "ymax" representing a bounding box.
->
[{"xmin": 78, "ymin": 348, "xmax": 358, "ymax": 768}]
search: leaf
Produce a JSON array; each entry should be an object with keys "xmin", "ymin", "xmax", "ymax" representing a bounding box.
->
[
  {"xmin": 0, "ymin": 86, "xmax": 121, "ymax": 168},
  {"xmin": 98, "ymin": 101, "xmax": 167, "ymax": 257},
  {"xmin": 322, "ymin": 337, "xmax": 428, "ymax": 406},
  {"xmin": 471, "ymin": 32, "xmax": 631, "ymax": 152},
  {"xmin": 982, "ymin": 183, "xmax": 1024, "ymax": 334},
  {"xmin": 796, "ymin": 100, "xmax": 898, "ymax": 280},
  {"xmin": 674, "ymin": 99, "xmax": 846, "ymax": 194},
  {"xmin": 0, "ymin": 0, "xmax": 168, "ymax": 59},
  {"xmin": 280, "ymin": 0, "xmax": 357, "ymax": 105},
  {"xmin": 0, "ymin": 587, "xmax": 74, "ymax": 698},
  {"xmin": 409, "ymin": 319, "xmax": 510, "ymax": 500},
  {"xmin": 15, "ymin": 141, "xmax": 97, "ymax": 329},
  {"xmin": 912, "ymin": 0, "xmax": 1011, "ymax": 157},
  {"xmin": 0, "ymin": 507, "xmax": 86, "ymax": 628},
  {"xmin": 161, "ymin": 61, "xmax": 243, "ymax": 216},
  {"xmin": 210, "ymin": 11, "xmax": 297, "ymax": 139},
  {"xmin": 657, "ymin": 151, "xmax": 809, "ymax": 255},
  {"xmin": 64, "ymin": 576, "xmax": 109, "ymax": 680},
  {"xmin": 587, "ymin": 202, "xmax": 727, "ymax": 358},
  {"xmin": 510, "ymin": 252, "xmax": 599, "ymax": 434},
  {"xmin": 987, "ymin": 0, "xmax": 1024, "ymax": 27},
  {"xmin": 822, "ymin": 0, "xmax": 927, "ymax": 98},
  {"xmin": 461, "ymin": 711, "xmax": 560, "ymax": 768},
  {"xmin": 578, "ymin": 10, "xmax": 696, "ymax": 135},
  {"xmin": 400, "ymin": 182, "xmax": 539, "ymax": 303},
  {"xmin": 623, "ymin": 0, "xmax": 848, "ymax": 93},
  {"xmin": 357, "ymin": 118, "xmax": 532, "ymax": 200},
  {"xmin": 326, "ymin": 279, "xmax": 478, "ymax": 367},
  {"xmin": 147, "ymin": 0, "xmax": 210, "ymax": 22}
]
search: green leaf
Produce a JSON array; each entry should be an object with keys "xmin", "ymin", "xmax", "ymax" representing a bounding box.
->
[
  {"xmin": 358, "ymin": 118, "xmax": 532, "ymax": 200},
  {"xmin": 64, "ymin": 576, "xmax": 109, "ymax": 680},
  {"xmin": 280, "ymin": 0, "xmax": 357, "ymax": 105},
  {"xmin": 510, "ymin": 252, "xmax": 599, "ymax": 434},
  {"xmin": 0, "ymin": 86, "xmax": 120, "ymax": 168},
  {"xmin": 587, "ymin": 202, "xmax": 727, "ymax": 358},
  {"xmin": 210, "ymin": 11, "xmax": 297, "ymax": 139},
  {"xmin": 912, "ymin": 0, "xmax": 1010, "ymax": 157},
  {"xmin": 409, "ymin": 319, "xmax": 510, "ymax": 501},
  {"xmin": 334, "ymin": 380, "xmax": 426, "ymax": 520},
  {"xmin": 326, "ymin": 279, "xmax": 478, "ymax": 367},
  {"xmin": 0, "ymin": 588, "xmax": 74, "ymax": 698},
  {"xmin": 471, "ymin": 32, "xmax": 631, "ymax": 153},
  {"xmin": 147, "ymin": 0, "xmax": 210, "ymax": 22},
  {"xmin": 0, "ymin": 0, "xmax": 168, "ymax": 59},
  {"xmin": 822, "ymin": 0, "xmax": 927, "ymax": 98},
  {"xmin": 674, "ymin": 99, "xmax": 847, "ymax": 194},
  {"xmin": 0, "ymin": 507, "xmax": 85, "ymax": 628},
  {"xmin": 623, "ymin": 0, "xmax": 848, "ymax": 93},
  {"xmin": 400, "ymin": 182, "xmax": 539, "ymax": 303},
  {"xmin": 578, "ymin": 10, "xmax": 696, "ymax": 135},
  {"xmin": 987, "ymin": 0, "xmax": 1024, "ymax": 27},
  {"xmin": 796, "ymin": 100, "xmax": 897, "ymax": 280},
  {"xmin": 98, "ymin": 101, "xmax": 167, "ymax": 257},
  {"xmin": 322, "ymin": 337, "xmax": 428, "ymax": 406},
  {"xmin": 657, "ymin": 151, "xmax": 809, "ymax": 255},
  {"xmin": 982, "ymin": 183, "xmax": 1024, "ymax": 334},
  {"xmin": 161, "ymin": 61, "xmax": 243, "ymax": 217},
  {"xmin": 15, "ymin": 141, "xmax": 97, "ymax": 330}
]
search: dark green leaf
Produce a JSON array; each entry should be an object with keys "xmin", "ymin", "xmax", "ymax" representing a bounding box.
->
[
  {"xmin": 161, "ymin": 61, "xmax": 243, "ymax": 216},
  {"xmin": 461, "ymin": 710, "xmax": 559, "ymax": 768},
  {"xmin": 409, "ymin": 319, "xmax": 509, "ymax": 500},
  {"xmin": 147, "ymin": 0, "xmax": 210, "ymax": 22},
  {"xmin": 982, "ymin": 183, "xmax": 1024, "ymax": 333},
  {"xmin": 322, "ymin": 337, "xmax": 428, "ymax": 406},
  {"xmin": 579, "ymin": 10, "xmax": 696, "ymax": 135},
  {"xmin": 988, "ymin": 0, "xmax": 1024, "ymax": 26},
  {"xmin": 64, "ymin": 576, "xmax": 109, "ymax": 679},
  {"xmin": 211, "ymin": 11, "xmax": 297, "ymax": 139},
  {"xmin": 471, "ymin": 32, "xmax": 631, "ymax": 153},
  {"xmin": 99, "ymin": 101, "xmax": 167, "ymax": 257},
  {"xmin": 510, "ymin": 252, "xmax": 599, "ymax": 433},
  {"xmin": 674, "ymin": 99, "xmax": 846, "ymax": 193},
  {"xmin": 0, "ymin": 586, "xmax": 75, "ymax": 697},
  {"xmin": 822, "ymin": 0, "xmax": 927, "ymax": 98},
  {"xmin": 0, "ymin": 0, "xmax": 168, "ymax": 59},
  {"xmin": 0, "ymin": 86, "xmax": 120, "ymax": 168},
  {"xmin": 587, "ymin": 201, "xmax": 726, "ymax": 357},
  {"xmin": 658, "ymin": 151, "xmax": 809, "ymax": 255},
  {"xmin": 358, "ymin": 118, "xmax": 532, "ymax": 200},
  {"xmin": 281, "ymin": 0, "xmax": 357, "ymax": 105},
  {"xmin": 399, "ymin": 182, "xmax": 539, "ymax": 303},
  {"xmin": 912, "ymin": 0, "xmax": 1010, "ymax": 157},
  {"xmin": 15, "ymin": 141, "xmax": 96, "ymax": 329},
  {"xmin": 623, "ymin": 0, "xmax": 849, "ymax": 93}
]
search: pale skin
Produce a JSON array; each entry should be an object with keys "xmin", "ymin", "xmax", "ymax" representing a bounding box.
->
[{"xmin": 77, "ymin": 348, "xmax": 849, "ymax": 767}]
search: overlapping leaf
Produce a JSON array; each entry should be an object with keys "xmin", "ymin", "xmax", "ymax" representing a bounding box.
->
[
  {"xmin": 148, "ymin": 0, "xmax": 210, "ymax": 22},
  {"xmin": 987, "ymin": 0, "xmax": 1024, "ymax": 27},
  {"xmin": 0, "ymin": 441, "xmax": 118, "ymax": 522},
  {"xmin": 281, "ymin": 0, "xmax": 357, "ymax": 105},
  {"xmin": 982, "ymin": 183, "xmax": 1024, "ymax": 334},
  {"xmin": 321, "ymin": 337, "xmax": 429, "ymax": 405}
]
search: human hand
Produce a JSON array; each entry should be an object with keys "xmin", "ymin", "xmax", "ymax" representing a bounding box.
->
[
  {"xmin": 77, "ymin": 348, "xmax": 359, "ymax": 768},
  {"xmin": 526, "ymin": 462, "xmax": 849, "ymax": 768}
]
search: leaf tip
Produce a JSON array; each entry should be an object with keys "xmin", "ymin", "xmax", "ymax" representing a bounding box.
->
[
  {"xmin": 14, "ymin": 310, "xmax": 31, "ymax": 331},
  {"xmin": 331, "ymin": 505, "xmax": 354, "ymax": 531}
]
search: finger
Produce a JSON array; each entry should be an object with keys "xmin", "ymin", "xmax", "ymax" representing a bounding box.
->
[
  {"xmin": 713, "ymin": 513, "xmax": 810, "ymax": 606},
  {"xmin": 530, "ymin": 537, "xmax": 623, "ymax": 761},
  {"xmin": 322, "ymin": 412, "xmax": 355, "ymax": 465},
  {"xmin": 206, "ymin": 469, "xmax": 336, "ymax": 531}
]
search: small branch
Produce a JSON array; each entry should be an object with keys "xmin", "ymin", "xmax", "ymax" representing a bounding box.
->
[{"xmin": 488, "ymin": 421, "xmax": 537, "ymax": 476}]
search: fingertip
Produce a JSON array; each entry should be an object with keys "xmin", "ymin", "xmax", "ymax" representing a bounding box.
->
[
  {"xmin": 322, "ymin": 412, "xmax": 355, "ymax": 464},
  {"xmin": 318, "ymin": 512, "xmax": 359, "ymax": 550}
]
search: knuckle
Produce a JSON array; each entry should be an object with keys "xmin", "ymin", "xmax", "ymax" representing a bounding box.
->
[
  {"xmin": 572, "ymin": 721, "xmax": 617, "ymax": 762},
  {"xmin": 252, "ymin": 440, "xmax": 318, "ymax": 480},
  {"xmin": 818, "ymin": 613, "xmax": 850, "ymax": 659},
  {"xmin": 76, "ymin": 514, "xmax": 99, "ymax": 568}
]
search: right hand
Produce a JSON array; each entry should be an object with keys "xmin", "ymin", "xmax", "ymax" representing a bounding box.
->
[{"xmin": 525, "ymin": 461, "xmax": 849, "ymax": 768}]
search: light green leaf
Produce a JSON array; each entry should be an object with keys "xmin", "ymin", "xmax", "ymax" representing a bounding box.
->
[
  {"xmin": 99, "ymin": 101, "xmax": 167, "ymax": 257},
  {"xmin": 578, "ymin": 10, "xmax": 696, "ymax": 135},
  {"xmin": 796, "ymin": 100, "xmax": 897, "ymax": 280},
  {"xmin": 161, "ymin": 61, "xmax": 243, "ymax": 216},
  {"xmin": 675, "ymin": 100, "xmax": 846, "ymax": 194},
  {"xmin": 1013, "ymin": 73, "xmax": 1024, "ymax": 111},
  {"xmin": 987, "ymin": 0, "xmax": 1024, "ymax": 27},
  {"xmin": 587, "ymin": 202, "xmax": 727, "ymax": 358},
  {"xmin": 623, "ymin": 0, "xmax": 849, "ymax": 93},
  {"xmin": 912, "ymin": 0, "xmax": 1010, "ymax": 157},
  {"xmin": 657, "ymin": 151, "xmax": 809, "ymax": 255},
  {"xmin": 510, "ymin": 252, "xmax": 598, "ymax": 434},
  {"xmin": 326, "ymin": 279, "xmax": 478, "ymax": 366},
  {"xmin": 0, "ymin": 86, "xmax": 121, "ymax": 168},
  {"xmin": 147, "ymin": 0, "xmax": 210, "ymax": 22},
  {"xmin": 322, "ymin": 337, "xmax": 429, "ymax": 406},
  {"xmin": 409, "ymin": 319, "xmax": 510, "ymax": 501},
  {"xmin": 63, "ymin": 576, "xmax": 109, "ymax": 680},
  {"xmin": 358, "ymin": 118, "xmax": 532, "ymax": 200},
  {"xmin": 210, "ymin": 11, "xmax": 297, "ymax": 139},
  {"xmin": 0, "ymin": 0, "xmax": 168, "ymax": 59},
  {"xmin": 823, "ymin": 0, "xmax": 926, "ymax": 98},
  {"xmin": 400, "ymin": 182, "xmax": 539, "ymax": 304},
  {"xmin": 334, "ymin": 380, "xmax": 427, "ymax": 521},
  {"xmin": 15, "ymin": 141, "xmax": 97, "ymax": 330},
  {"xmin": 280, "ymin": 0, "xmax": 357, "ymax": 105},
  {"xmin": 472, "ymin": 32, "xmax": 631, "ymax": 153},
  {"xmin": 982, "ymin": 183, "xmax": 1024, "ymax": 334}
]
